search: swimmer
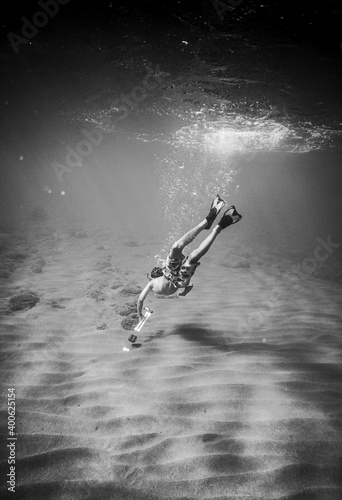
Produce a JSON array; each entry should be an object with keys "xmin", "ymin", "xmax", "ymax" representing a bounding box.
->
[{"xmin": 137, "ymin": 195, "xmax": 242, "ymax": 320}]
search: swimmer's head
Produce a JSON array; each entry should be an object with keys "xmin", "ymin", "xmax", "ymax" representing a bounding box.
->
[{"xmin": 147, "ymin": 267, "xmax": 164, "ymax": 280}]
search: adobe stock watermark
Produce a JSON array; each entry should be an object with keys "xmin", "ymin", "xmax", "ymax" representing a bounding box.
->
[
  {"xmin": 52, "ymin": 64, "xmax": 167, "ymax": 182},
  {"xmin": 282, "ymin": 235, "xmax": 341, "ymax": 290},
  {"xmin": 236, "ymin": 234, "xmax": 341, "ymax": 335},
  {"xmin": 211, "ymin": 0, "xmax": 243, "ymax": 22},
  {"xmin": 7, "ymin": 0, "xmax": 71, "ymax": 54}
]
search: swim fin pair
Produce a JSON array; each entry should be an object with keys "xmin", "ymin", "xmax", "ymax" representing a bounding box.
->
[{"xmin": 205, "ymin": 195, "xmax": 242, "ymax": 229}]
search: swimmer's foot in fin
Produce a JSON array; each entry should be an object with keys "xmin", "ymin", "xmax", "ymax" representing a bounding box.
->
[
  {"xmin": 218, "ymin": 205, "xmax": 242, "ymax": 229},
  {"xmin": 205, "ymin": 194, "xmax": 226, "ymax": 229}
]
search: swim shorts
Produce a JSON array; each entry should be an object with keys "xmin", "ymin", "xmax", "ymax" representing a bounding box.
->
[{"xmin": 162, "ymin": 252, "xmax": 200, "ymax": 288}]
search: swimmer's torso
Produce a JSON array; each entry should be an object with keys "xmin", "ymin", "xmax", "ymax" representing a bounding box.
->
[{"xmin": 151, "ymin": 276, "xmax": 178, "ymax": 296}]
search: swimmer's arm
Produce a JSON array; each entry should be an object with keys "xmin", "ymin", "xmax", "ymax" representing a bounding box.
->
[
  {"xmin": 137, "ymin": 281, "xmax": 153, "ymax": 318},
  {"xmin": 178, "ymin": 284, "xmax": 193, "ymax": 296}
]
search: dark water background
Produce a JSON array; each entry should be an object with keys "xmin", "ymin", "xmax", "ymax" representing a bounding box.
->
[
  {"xmin": 1, "ymin": 4, "xmax": 342, "ymax": 500},
  {"xmin": 1, "ymin": 0, "xmax": 342, "ymax": 257}
]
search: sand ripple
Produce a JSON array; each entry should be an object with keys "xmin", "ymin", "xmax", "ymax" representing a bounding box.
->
[{"xmin": 0, "ymin": 231, "xmax": 341, "ymax": 500}]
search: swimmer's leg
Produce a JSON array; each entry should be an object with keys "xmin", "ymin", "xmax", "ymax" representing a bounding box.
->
[
  {"xmin": 170, "ymin": 219, "xmax": 208, "ymax": 259},
  {"xmin": 188, "ymin": 206, "xmax": 242, "ymax": 263},
  {"xmin": 187, "ymin": 225, "xmax": 222, "ymax": 264},
  {"xmin": 170, "ymin": 195, "xmax": 225, "ymax": 259}
]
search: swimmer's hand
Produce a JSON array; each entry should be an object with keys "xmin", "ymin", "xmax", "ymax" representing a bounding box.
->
[
  {"xmin": 179, "ymin": 285, "xmax": 193, "ymax": 296},
  {"xmin": 138, "ymin": 308, "xmax": 148, "ymax": 321},
  {"xmin": 138, "ymin": 307, "xmax": 152, "ymax": 321}
]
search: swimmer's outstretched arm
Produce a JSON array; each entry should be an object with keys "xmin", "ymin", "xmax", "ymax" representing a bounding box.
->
[
  {"xmin": 179, "ymin": 284, "xmax": 193, "ymax": 296},
  {"xmin": 137, "ymin": 281, "xmax": 153, "ymax": 319}
]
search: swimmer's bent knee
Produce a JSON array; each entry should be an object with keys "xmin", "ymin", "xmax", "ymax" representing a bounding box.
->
[
  {"xmin": 171, "ymin": 242, "xmax": 182, "ymax": 251},
  {"xmin": 170, "ymin": 243, "xmax": 183, "ymax": 258}
]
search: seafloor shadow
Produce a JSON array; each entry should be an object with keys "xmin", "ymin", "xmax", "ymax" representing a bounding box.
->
[
  {"xmin": 171, "ymin": 323, "xmax": 280, "ymax": 354},
  {"xmin": 171, "ymin": 323, "xmax": 234, "ymax": 351}
]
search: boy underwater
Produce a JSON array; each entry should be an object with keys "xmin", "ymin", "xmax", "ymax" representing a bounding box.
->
[{"xmin": 137, "ymin": 195, "xmax": 242, "ymax": 320}]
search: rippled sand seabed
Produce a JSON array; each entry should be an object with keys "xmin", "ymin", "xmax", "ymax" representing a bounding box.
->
[{"xmin": 0, "ymin": 224, "xmax": 341, "ymax": 500}]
